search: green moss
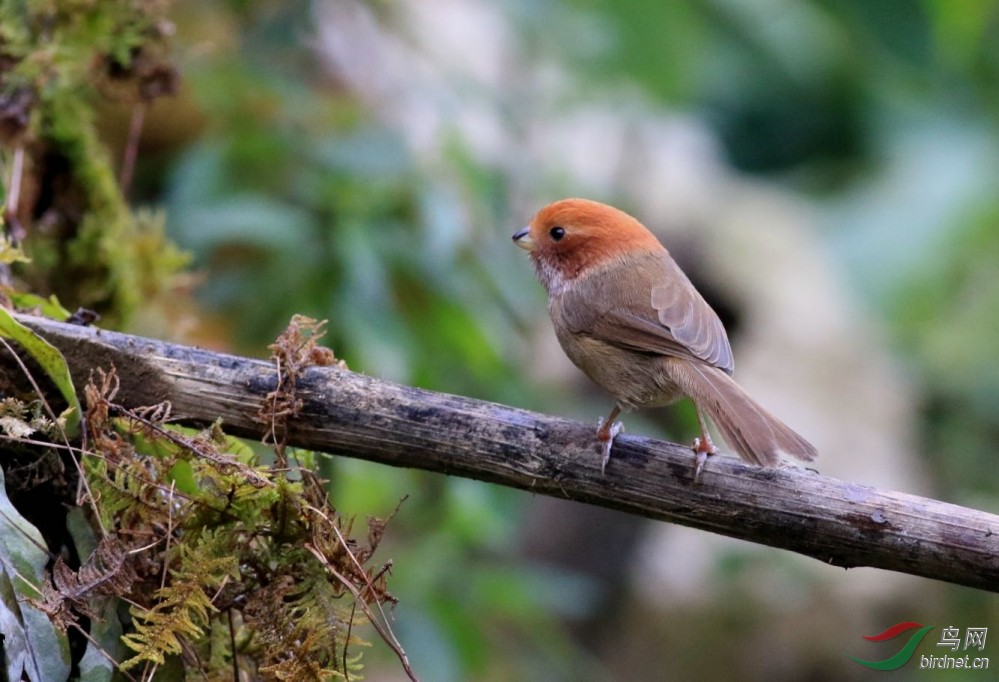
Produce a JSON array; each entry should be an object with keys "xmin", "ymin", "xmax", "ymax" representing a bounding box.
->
[{"xmin": 2, "ymin": 0, "xmax": 185, "ymax": 325}]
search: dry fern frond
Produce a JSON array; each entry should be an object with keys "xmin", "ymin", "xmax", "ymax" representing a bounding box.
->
[{"xmin": 32, "ymin": 537, "xmax": 135, "ymax": 631}]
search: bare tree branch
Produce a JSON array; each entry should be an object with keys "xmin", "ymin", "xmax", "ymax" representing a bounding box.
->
[{"xmin": 6, "ymin": 313, "xmax": 998, "ymax": 593}]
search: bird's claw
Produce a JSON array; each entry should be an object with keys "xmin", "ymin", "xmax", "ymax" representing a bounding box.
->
[
  {"xmin": 691, "ymin": 436, "xmax": 718, "ymax": 486},
  {"xmin": 596, "ymin": 418, "xmax": 623, "ymax": 474}
]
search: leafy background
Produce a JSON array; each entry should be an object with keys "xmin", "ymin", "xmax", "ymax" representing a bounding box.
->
[{"xmin": 5, "ymin": 0, "xmax": 999, "ymax": 679}]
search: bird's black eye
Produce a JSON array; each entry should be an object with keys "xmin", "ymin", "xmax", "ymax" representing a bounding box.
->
[{"xmin": 549, "ymin": 226, "xmax": 566, "ymax": 241}]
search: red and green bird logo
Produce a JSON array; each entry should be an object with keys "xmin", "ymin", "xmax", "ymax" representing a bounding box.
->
[{"xmin": 847, "ymin": 622, "xmax": 935, "ymax": 671}]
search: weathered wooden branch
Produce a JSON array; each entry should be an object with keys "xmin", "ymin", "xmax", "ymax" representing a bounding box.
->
[{"xmin": 5, "ymin": 314, "xmax": 998, "ymax": 593}]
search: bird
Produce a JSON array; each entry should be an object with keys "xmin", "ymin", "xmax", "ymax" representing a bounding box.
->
[{"xmin": 512, "ymin": 198, "xmax": 817, "ymax": 481}]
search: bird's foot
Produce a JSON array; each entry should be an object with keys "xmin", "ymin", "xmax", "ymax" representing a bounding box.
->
[
  {"xmin": 596, "ymin": 417, "xmax": 624, "ymax": 474},
  {"xmin": 691, "ymin": 436, "xmax": 718, "ymax": 486}
]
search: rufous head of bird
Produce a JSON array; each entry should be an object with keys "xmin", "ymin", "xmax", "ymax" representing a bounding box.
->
[{"xmin": 513, "ymin": 198, "xmax": 663, "ymax": 292}]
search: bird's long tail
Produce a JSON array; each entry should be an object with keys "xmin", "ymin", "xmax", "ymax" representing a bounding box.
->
[{"xmin": 678, "ymin": 361, "xmax": 817, "ymax": 467}]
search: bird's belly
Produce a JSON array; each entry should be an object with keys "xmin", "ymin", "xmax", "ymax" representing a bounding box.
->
[{"xmin": 555, "ymin": 333, "xmax": 684, "ymax": 409}]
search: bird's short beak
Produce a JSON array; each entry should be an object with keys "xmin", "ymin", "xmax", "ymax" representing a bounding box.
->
[{"xmin": 512, "ymin": 227, "xmax": 535, "ymax": 251}]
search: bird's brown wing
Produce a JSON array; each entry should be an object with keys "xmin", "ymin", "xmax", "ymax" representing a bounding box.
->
[{"xmin": 557, "ymin": 250, "xmax": 734, "ymax": 374}]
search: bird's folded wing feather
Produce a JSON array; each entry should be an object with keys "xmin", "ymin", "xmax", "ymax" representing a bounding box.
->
[{"xmin": 557, "ymin": 251, "xmax": 734, "ymax": 374}]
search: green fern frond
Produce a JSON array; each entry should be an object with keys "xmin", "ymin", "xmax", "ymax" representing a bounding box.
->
[{"xmin": 121, "ymin": 540, "xmax": 239, "ymax": 670}]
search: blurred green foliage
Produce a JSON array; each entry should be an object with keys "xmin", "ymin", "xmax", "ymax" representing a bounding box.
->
[
  {"xmin": 0, "ymin": 0, "xmax": 187, "ymax": 323},
  {"xmin": 892, "ymin": 203, "xmax": 999, "ymax": 498},
  {"xmin": 159, "ymin": 3, "xmax": 591, "ymax": 679},
  {"xmin": 155, "ymin": 0, "xmax": 998, "ymax": 678},
  {"xmin": 554, "ymin": 0, "xmax": 999, "ymax": 510},
  {"xmin": 165, "ymin": 4, "xmax": 532, "ymax": 405}
]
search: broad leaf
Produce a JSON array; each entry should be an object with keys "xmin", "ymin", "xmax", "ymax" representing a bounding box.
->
[{"xmin": 0, "ymin": 308, "xmax": 81, "ymax": 437}]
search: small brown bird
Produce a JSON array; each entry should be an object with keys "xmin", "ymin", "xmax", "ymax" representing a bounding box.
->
[{"xmin": 513, "ymin": 198, "xmax": 817, "ymax": 479}]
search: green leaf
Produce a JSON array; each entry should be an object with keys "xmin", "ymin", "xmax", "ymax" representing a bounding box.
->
[
  {"xmin": 77, "ymin": 599, "xmax": 123, "ymax": 682},
  {"xmin": 6, "ymin": 292, "xmax": 73, "ymax": 320},
  {"xmin": 0, "ymin": 308, "xmax": 81, "ymax": 437},
  {"xmin": 0, "ymin": 467, "xmax": 72, "ymax": 681},
  {"xmin": 167, "ymin": 460, "xmax": 199, "ymax": 496},
  {"xmin": 0, "ymin": 235, "xmax": 30, "ymax": 264},
  {"xmin": 66, "ymin": 508, "xmax": 124, "ymax": 682}
]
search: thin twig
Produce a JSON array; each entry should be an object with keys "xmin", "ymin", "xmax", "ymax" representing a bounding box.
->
[
  {"xmin": 228, "ymin": 607, "xmax": 240, "ymax": 682},
  {"xmin": 4, "ymin": 145, "xmax": 24, "ymax": 221},
  {"xmin": 119, "ymin": 102, "xmax": 146, "ymax": 197},
  {"xmin": 111, "ymin": 401, "xmax": 273, "ymax": 489},
  {"xmin": 70, "ymin": 620, "xmax": 139, "ymax": 682},
  {"xmin": 304, "ymin": 542, "xmax": 418, "ymax": 682},
  {"xmin": 305, "ymin": 502, "xmax": 412, "ymax": 678},
  {"xmin": 158, "ymin": 481, "xmax": 175, "ymax": 592},
  {"xmin": 141, "ymin": 490, "xmax": 166, "ymax": 682},
  {"xmin": 0, "ymin": 434, "xmax": 91, "ymax": 455},
  {"xmin": 327, "ymin": 521, "xmax": 406, "ymax": 652},
  {"xmin": 344, "ymin": 600, "xmax": 357, "ymax": 682},
  {"xmin": 269, "ymin": 354, "xmax": 287, "ymax": 466}
]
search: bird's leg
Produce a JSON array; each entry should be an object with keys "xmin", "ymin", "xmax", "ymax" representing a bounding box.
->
[
  {"xmin": 596, "ymin": 404, "xmax": 623, "ymax": 474},
  {"xmin": 691, "ymin": 405, "xmax": 718, "ymax": 485}
]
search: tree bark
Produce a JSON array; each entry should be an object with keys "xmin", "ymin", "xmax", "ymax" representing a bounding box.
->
[{"xmin": 5, "ymin": 314, "xmax": 998, "ymax": 593}]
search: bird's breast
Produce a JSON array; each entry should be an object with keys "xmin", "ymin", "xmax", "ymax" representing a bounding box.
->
[{"xmin": 551, "ymin": 322, "xmax": 685, "ymax": 409}]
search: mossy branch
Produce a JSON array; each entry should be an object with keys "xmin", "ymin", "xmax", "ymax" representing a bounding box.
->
[{"xmin": 7, "ymin": 313, "xmax": 999, "ymax": 594}]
